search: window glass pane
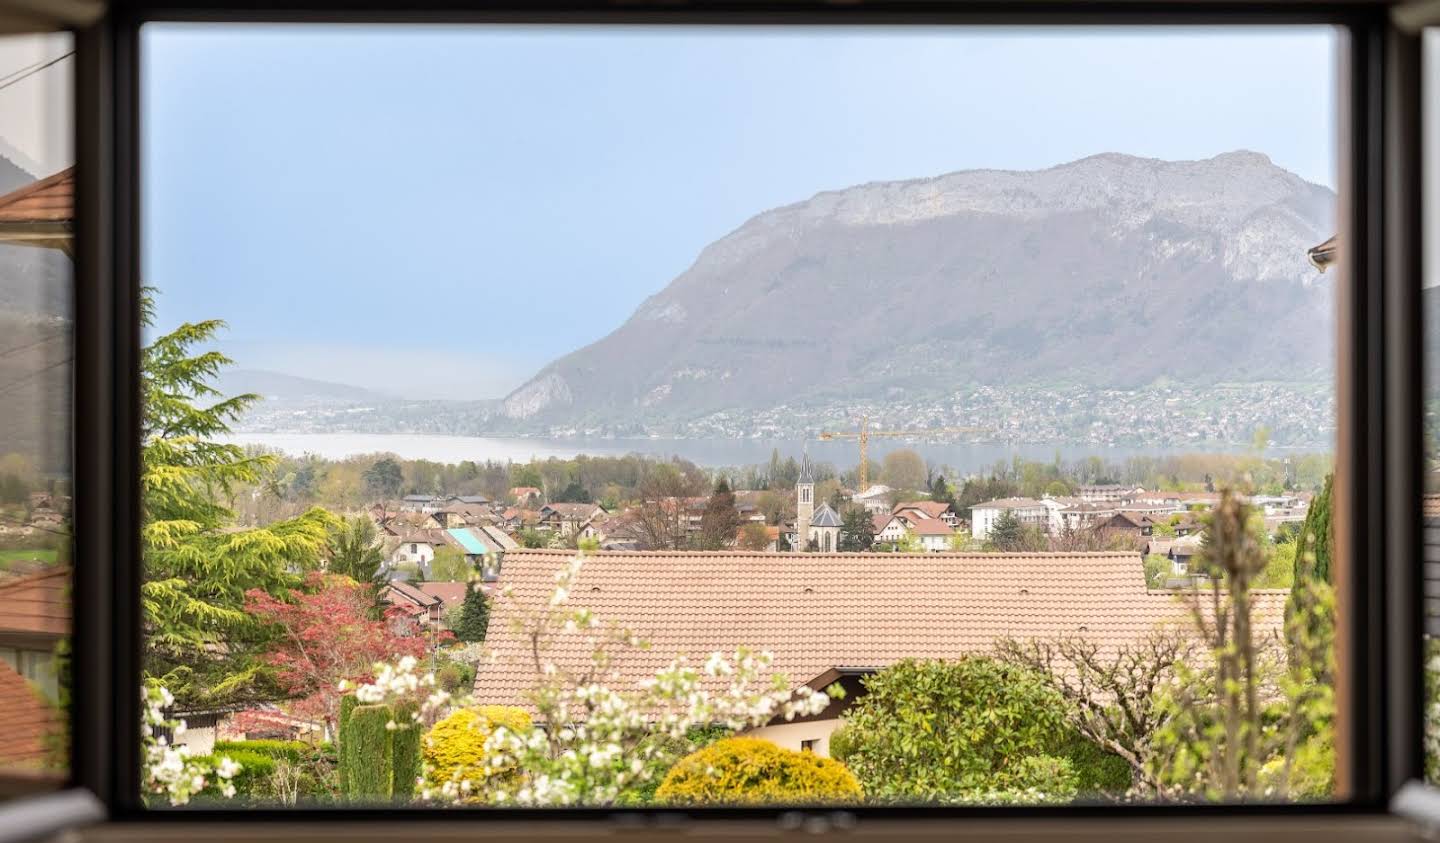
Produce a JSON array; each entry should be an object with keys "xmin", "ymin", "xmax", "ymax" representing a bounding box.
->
[
  {"xmin": 141, "ymin": 24, "xmax": 1338, "ymax": 808},
  {"xmin": 0, "ymin": 31, "xmax": 73, "ymax": 795}
]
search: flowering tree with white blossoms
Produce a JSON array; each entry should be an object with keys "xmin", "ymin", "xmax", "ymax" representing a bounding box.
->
[
  {"xmin": 404, "ymin": 554, "xmax": 831, "ymax": 806},
  {"xmin": 338, "ymin": 654, "xmax": 455, "ymax": 731},
  {"xmin": 141, "ymin": 684, "xmax": 240, "ymax": 806}
]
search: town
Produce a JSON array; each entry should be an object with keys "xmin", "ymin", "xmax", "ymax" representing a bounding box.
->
[{"xmin": 230, "ymin": 381, "xmax": 1335, "ymax": 450}]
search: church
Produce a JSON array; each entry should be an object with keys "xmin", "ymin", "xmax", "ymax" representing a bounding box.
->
[{"xmin": 790, "ymin": 453, "xmax": 842, "ymax": 552}]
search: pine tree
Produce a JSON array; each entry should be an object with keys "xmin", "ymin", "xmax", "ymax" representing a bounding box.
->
[
  {"xmin": 329, "ymin": 515, "xmax": 385, "ymax": 587},
  {"xmin": 987, "ymin": 510, "xmax": 1026, "ymax": 552},
  {"xmin": 453, "ymin": 584, "xmax": 491, "ymax": 643},
  {"xmin": 141, "ymin": 290, "xmax": 337, "ymax": 709},
  {"xmin": 839, "ymin": 505, "xmax": 876, "ymax": 552}
]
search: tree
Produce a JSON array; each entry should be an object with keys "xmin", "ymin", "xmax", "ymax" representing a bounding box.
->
[
  {"xmin": 429, "ymin": 546, "xmax": 473, "ymax": 582},
  {"xmin": 880, "ymin": 449, "xmax": 926, "ymax": 490},
  {"xmin": 830, "ymin": 658, "xmax": 1105, "ymax": 802},
  {"xmin": 698, "ymin": 478, "xmax": 741, "ymax": 550},
  {"xmin": 1291, "ymin": 473, "xmax": 1333, "ymax": 590},
  {"xmin": 328, "ymin": 516, "xmax": 385, "ymax": 587},
  {"xmin": 838, "ymin": 505, "xmax": 875, "ymax": 552},
  {"xmin": 631, "ymin": 464, "xmax": 698, "ymax": 550},
  {"xmin": 364, "ymin": 458, "xmax": 404, "ymax": 501},
  {"xmin": 737, "ymin": 522, "xmax": 772, "ymax": 551},
  {"xmin": 996, "ymin": 630, "xmax": 1195, "ymax": 794},
  {"xmin": 929, "ymin": 474, "xmax": 954, "ymax": 507},
  {"xmin": 452, "ymin": 584, "xmax": 491, "ymax": 643},
  {"xmin": 986, "ymin": 510, "xmax": 1045, "ymax": 552},
  {"xmin": 244, "ymin": 573, "xmax": 431, "ymax": 730},
  {"xmin": 553, "ymin": 481, "xmax": 592, "ymax": 504},
  {"xmin": 141, "ymin": 293, "xmax": 336, "ymax": 709}
]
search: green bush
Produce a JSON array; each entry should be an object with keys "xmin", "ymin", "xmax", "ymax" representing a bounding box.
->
[
  {"xmin": 342, "ymin": 704, "xmax": 394, "ymax": 800},
  {"xmin": 213, "ymin": 739, "xmax": 307, "ymax": 763},
  {"xmin": 196, "ymin": 748, "xmax": 275, "ymax": 799},
  {"xmin": 832, "ymin": 658, "xmax": 1085, "ymax": 803},
  {"xmin": 422, "ymin": 706, "xmax": 532, "ymax": 801},
  {"xmin": 655, "ymin": 737, "xmax": 862, "ymax": 806}
]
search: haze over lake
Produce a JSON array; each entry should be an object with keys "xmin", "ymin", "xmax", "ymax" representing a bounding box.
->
[{"xmin": 218, "ymin": 432, "xmax": 1313, "ymax": 474}]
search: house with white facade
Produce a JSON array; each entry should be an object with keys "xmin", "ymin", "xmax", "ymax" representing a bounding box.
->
[{"xmin": 970, "ymin": 498, "xmax": 1050, "ymax": 541}]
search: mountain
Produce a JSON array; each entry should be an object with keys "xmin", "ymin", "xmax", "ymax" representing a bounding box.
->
[
  {"xmin": 214, "ymin": 369, "xmax": 390, "ymax": 403},
  {"xmin": 502, "ymin": 151, "xmax": 1335, "ymax": 429}
]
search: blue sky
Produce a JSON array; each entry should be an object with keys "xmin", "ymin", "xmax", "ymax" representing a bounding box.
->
[{"xmin": 141, "ymin": 24, "xmax": 1337, "ymax": 399}]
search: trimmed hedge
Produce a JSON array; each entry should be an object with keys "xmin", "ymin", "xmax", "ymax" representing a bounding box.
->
[
  {"xmin": 422, "ymin": 706, "xmax": 532, "ymax": 800},
  {"xmin": 655, "ymin": 737, "xmax": 862, "ymax": 806},
  {"xmin": 343, "ymin": 704, "xmax": 394, "ymax": 801},
  {"xmin": 213, "ymin": 739, "xmax": 307, "ymax": 763},
  {"xmin": 337, "ymin": 694, "xmax": 358, "ymax": 794},
  {"xmin": 391, "ymin": 700, "xmax": 421, "ymax": 800}
]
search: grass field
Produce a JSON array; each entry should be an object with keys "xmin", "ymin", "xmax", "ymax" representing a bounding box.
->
[{"xmin": 0, "ymin": 548, "xmax": 58, "ymax": 568}]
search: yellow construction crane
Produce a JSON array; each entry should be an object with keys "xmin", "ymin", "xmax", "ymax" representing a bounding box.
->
[{"xmin": 818, "ymin": 415, "xmax": 983, "ymax": 492}]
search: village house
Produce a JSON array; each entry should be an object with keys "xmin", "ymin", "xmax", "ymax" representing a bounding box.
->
[
  {"xmin": 970, "ymin": 498, "xmax": 1050, "ymax": 541},
  {"xmin": 509, "ymin": 486, "xmax": 542, "ymax": 505},
  {"xmin": 875, "ymin": 510, "xmax": 955, "ymax": 551},
  {"xmin": 891, "ymin": 500, "xmax": 959, "ymax": 528},
  {"xmin": 537, "ymin": 503, "xmax": 609, "ymax": 538},
  {"xmin": 1098, "ymin": 511, "xmax": 1154, "ymax": 543},
  {"xmin": 1077, "ymin": 484, "xmax": 1145, "ymax": 503},
  {"xmin": 381, "ymin": 579, "xmax": 483, "ymax": 628},
  {"xmin": 473, "ymin": 549, "xmax": 1288, "ymax": 757},
  {"xmin": 850, "ymin": 484, "xmax": 894, "ymax": 516}
]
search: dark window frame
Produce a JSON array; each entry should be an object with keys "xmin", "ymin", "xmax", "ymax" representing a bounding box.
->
[{"xmin": 52, "ymin": 0, "xmax": 1425, "ymax": 829}]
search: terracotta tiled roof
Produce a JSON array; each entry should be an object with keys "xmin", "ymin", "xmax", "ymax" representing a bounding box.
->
[
  {"xmin": 893, "ymin": 501, "xmax": 951, "ymax": 519},
  {"xmin": 1423, "ymin": 494, "xmax": 1440, "ymax": 519},
  {"xmin": 901, "ymin": 515, "xmax": 954, "ymax": 537},
  {"xmin": 0, "ymin": 567, "xmax": 69, "ymax": 638},
  {"xmin": 0, "ymin": 659, "xmax": 58, "ymax": 766},
  {"xmin": 383, "ymin": 579, "xmax": 439, "ymax": 609},
  {"xmin": 418, "ymin": 581, "xmax": 471, "ymax": 609},
  {"xmin": 542, "ymin": 503, "xmax": 605, "ymax": 520},
  {"xmin": 473, "ymin": 550, "xmax": 1287, "ymax": 710},
  {"xmin": 0, "ymin": 167, "xmax": 72, "ymax": 223},
  {"xmin": 973, "ymin": 497, "xmax": 1045, "ymax": 510}
]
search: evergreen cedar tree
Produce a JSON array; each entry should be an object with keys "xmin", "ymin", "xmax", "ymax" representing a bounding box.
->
[
  {"xmin": 140, "ymin": 290, "xmax": 337, "ymax": 709},
  {"xmin": 363, "ymin": 458, "xmax": 404, "ymax": 500}
]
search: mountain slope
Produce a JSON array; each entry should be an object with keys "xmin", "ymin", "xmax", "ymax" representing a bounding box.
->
[
  {"xmin": 502, "ymin": 151, "xmax": 1335, "ymax": 428},
  {"xmin": 215, "ymin": 369, "xmax": 390, "ymax": 403}
]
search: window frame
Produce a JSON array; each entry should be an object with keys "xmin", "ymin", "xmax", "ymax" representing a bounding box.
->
[{"xmin": 57, "ymin": 0, "xmax": 1426, "ymax": 828}]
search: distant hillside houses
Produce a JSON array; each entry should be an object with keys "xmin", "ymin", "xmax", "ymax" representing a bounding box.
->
[{"xmin": 970, "ymin": 488, "xmax": 1311, "ymax": 543}]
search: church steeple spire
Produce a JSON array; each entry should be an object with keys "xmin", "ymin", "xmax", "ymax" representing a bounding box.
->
[{"xmin": 795, "ymin": 447, "xmax": 815, "ymax": 551}]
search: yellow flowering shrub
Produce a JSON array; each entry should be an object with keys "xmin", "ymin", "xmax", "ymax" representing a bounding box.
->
[
  {"xmin": 655, "ymin": 737, "xmax": 862, "ymax": 806},
  {"xmin": 421, "ymin": 706, "xmax": 532, "ymax": 801}
]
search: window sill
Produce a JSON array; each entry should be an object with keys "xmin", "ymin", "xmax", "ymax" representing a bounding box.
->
[{"xmin": 74, "ymin": 813, "xmax": 1415, "ymax": 843}]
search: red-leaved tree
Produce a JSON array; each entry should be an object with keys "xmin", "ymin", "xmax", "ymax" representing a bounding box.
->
[{"xmin": 245, "ymin": 573, "xmax": 436, "ymax": 729}]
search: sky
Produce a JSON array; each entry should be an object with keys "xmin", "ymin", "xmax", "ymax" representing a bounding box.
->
[{"xmin": 140, "ymin": 24, "xmax": 1338, "ymax": 400}]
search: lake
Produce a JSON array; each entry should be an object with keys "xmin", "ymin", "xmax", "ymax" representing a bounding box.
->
[{"xmin": 217, "ymin": 432, "xmax": 1296, "ymax": 473}]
